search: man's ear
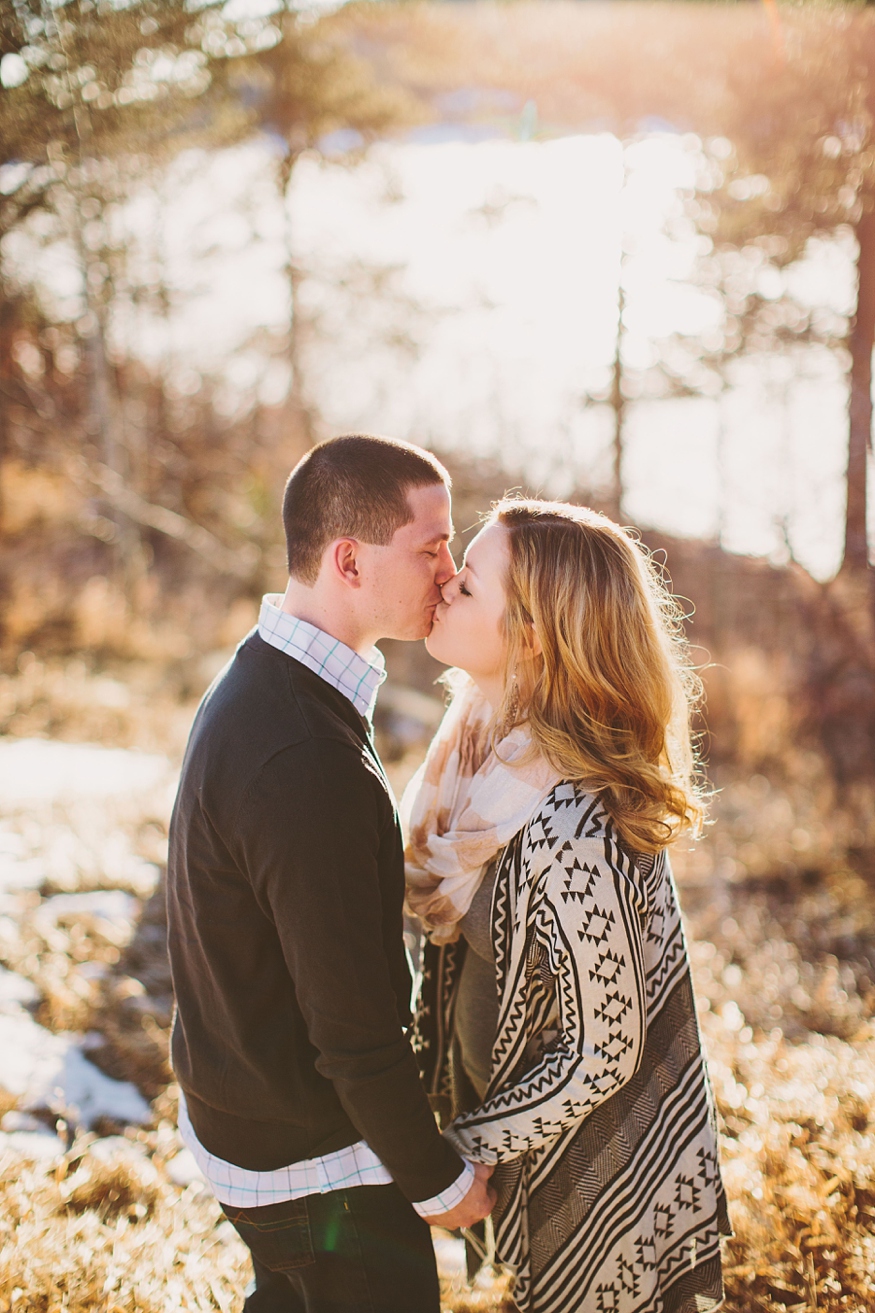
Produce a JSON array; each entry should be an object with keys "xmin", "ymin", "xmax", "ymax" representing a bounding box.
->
[{"xmin": 327, "ymin": 538, "xmax": 362, "ymax": 588}]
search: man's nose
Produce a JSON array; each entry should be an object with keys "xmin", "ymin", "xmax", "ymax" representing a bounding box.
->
[
  {"xmin": 434, "ymin": 543, "xmax": 457, "ymax": 587},
  {"xmin": 438, "ymin": 573, "xmax": 460, "ymax": 603}
]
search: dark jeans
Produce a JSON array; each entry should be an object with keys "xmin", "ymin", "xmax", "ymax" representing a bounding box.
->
[{"xmin": 221, "ymin": 1183, "xmax": 441, "ymax": 1313}]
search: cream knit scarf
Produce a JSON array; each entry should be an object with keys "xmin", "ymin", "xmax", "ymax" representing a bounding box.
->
[{"xmin": 403, "ymin": 680, "xmax": 560, "ymax": 945}]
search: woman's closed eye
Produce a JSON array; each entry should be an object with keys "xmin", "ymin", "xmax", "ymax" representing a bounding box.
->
[{"xmin": 457, "ymin": 578, "xmax": 472, "ymax": 597}]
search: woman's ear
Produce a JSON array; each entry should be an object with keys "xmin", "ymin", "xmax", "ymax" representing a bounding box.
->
[{"xmin": 527, "ymin": 623, "xmax": 542, "ymax": 659}]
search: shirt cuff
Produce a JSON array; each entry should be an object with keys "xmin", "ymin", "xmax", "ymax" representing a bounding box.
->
[{"xmin": 411, "ymin": 1161, "xmax": 475, "ymax": 1219}]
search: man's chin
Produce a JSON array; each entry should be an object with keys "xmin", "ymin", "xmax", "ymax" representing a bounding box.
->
[
  {"xmin": 385, "ymin": 619, "xmax": 432, "ymax": 643},
  {"xmin": 388, "ymin": 606, "xmax": 439, "ymax": 644},
  {"xmin": 415, "ymin": 609, "xmax": 440, "ymax": 641}
]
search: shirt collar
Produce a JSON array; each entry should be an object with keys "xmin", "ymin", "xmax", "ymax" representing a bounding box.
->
[{"xmin": 257, "ymin": 594, "xmax": 386, "ymax": 723}]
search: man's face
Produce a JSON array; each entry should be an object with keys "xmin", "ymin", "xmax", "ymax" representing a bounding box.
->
[{"xmin": 357, "ymin": 483, "xmax": 456, "ymax": 642}]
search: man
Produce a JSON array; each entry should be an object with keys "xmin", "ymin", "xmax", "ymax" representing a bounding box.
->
[{"xmin": 167, "ymin": 433, "xmax": 494, "ymax": 1313}]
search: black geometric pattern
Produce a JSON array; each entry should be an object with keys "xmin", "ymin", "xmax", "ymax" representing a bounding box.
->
[
  {"xmin": 618, "ymin": 1255, "xmax": 640, "ymax": 1296},
  {"xmin": 594, "ymin": 989, "xmax": 633, "ymax": 1027},
  {"xmin": 675, "ymin": 1173, "xmax": 701, "ymax": 1211},
  {"xmin": 579, "ymin": 901, "xmax": 616, "ymax": 944},
  {"xmin": 636, "ymin": 1234, "xmax": 657, "ymax": 1270},
  {"xmin": 557, "ymin": 846, "xmax": 599, "ymax": 903},
  {"xmin": 413, "ymin": 783, "xmax": 731, "ymax": 1313},
  {"xmin": 697, "ymin": 1144, "xmax": 718, "ymax": 1189},
  {"xmin": 646, "ymin": 902, "xmax": 665, "ymax": 946},
  {"xmin": 595, "ymin": 1029, "xmax": 635, "ymax": 1064},
  {"xmin": 590, "ymin": 948, "xmax": 626, "ymax": 985},
  {"xmin": 596, "ymin": 1284, "xmax": 620, "ymax": 1313},
  {"xmin": 654, "ymin": 1202, "xmax": 674, "ymax": 1237}
]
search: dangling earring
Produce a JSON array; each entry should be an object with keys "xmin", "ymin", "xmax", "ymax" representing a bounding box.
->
[{"xmin": 506, "ymin": 666, "xmax": 521, "ymax": 728}]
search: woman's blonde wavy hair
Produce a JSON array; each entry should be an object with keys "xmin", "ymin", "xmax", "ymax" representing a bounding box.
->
[{"xmin": 488, "ymin": 497, "xmax": 705, "ymax": 854}]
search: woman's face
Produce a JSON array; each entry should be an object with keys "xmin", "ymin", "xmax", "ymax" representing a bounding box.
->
[{"xmin": 426, "ymin": 522, "xmax": 510, "ymax": 703}]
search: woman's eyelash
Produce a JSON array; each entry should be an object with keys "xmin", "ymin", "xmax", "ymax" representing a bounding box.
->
[{"xmin": 458, "ymin": 580, "xmax": 472, "ymax": 597}]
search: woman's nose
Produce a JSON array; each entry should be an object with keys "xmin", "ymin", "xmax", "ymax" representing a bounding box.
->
[{"xmin": 439, "ymin": 572, "xmax": 460, "ymax": 603}]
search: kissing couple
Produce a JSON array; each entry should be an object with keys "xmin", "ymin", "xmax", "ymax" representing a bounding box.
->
[{"xmin": 167, "ymin": 434, "xmax": 730, "ymax": 1313}]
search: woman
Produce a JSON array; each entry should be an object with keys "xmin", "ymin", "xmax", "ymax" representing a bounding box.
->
[{"xmin": 404, "ymin": 499, "xmax": 730, "ymax": 1313}]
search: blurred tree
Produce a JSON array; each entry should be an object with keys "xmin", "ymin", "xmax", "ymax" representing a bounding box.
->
[
  {"xmin": 240, "ymin": 4, "xmax": 417, "ymax": 447},
  {"xmin": 346, "ymin": 3, "xmax": 875, "ymax": 577},
  {"xmin": 0, "ymin": 0, "xmax": 250, "ymax": 566},
  {"xmin": 609, "ymin": 201, "xmax": 845, "ymax": 549},
  {"xmin": 0, "ymin": 0, "xmax": 416, "ymax": 604},
  {"xmin": 672, "ymin": 13, "xmax": 874, "ymax": 579},
  {"xmin": 0, "ymin": 0, "xmax": 242, "ymax": 239}
]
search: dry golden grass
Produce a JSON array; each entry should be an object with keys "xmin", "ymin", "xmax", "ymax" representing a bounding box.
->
[
  {"xmin": 0, "ymin": 653, "xmax": 203, "ymax": 757},
  {"xmin": 441, "ymin": 1280, "xmax": 516, "ymax": 1313},
  {"xmin": 3, "ymin": 1022, "xmax": 873, "ymax": 1311},
  {"xmin": 0, "ymin": 1126, "xmax": 513, "ymax": 1313},
  {"xmin": 0, "ymin": 1139, "xmax": 250, "ymax": 1313},
  {"xmin": 702, "ymin": 1016, "xmax": 875, "ymax": 1310},
  {"xmin": 0, "ymin": 668, "xmax": 872, "ymax": 1311}
]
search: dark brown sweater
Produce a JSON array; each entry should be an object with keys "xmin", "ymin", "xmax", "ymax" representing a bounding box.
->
[{"xmin": 166, "ymin": 630, "xmax": 462, "ymax": 1203}]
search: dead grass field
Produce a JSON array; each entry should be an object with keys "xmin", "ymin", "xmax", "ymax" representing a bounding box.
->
[{"xmin": 0, "ymin": 665, "xmax": 872, "ymax": 1312}]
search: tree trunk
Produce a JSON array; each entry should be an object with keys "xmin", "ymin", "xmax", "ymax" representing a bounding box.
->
[
  {"xmin": 85, "ymin": 310, "xmax": 140, "ymax": 587},
  {"xmin": 279, "ymin": 150, "xmax": 317, "ymax": 452},
  {"xmin": 843, "ymin": 203, "xmax": 875, "ymax": 574}
]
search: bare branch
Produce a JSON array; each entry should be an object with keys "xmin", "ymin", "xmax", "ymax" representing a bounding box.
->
[{"xmin": 91, "ymin": 465, "xmax": 258, "ymax": 581}]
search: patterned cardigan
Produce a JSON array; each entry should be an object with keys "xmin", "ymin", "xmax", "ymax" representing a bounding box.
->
[{"xmin": 413, "ymin": 783, "xmax": 731, "ymax": 1313}]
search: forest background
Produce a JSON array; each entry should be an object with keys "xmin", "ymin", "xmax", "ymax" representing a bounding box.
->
[{"xmin": 1, "ymin": 1, "xmax": 874, "ymax": 1310}]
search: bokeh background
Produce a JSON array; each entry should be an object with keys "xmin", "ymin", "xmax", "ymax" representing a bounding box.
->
[{"xmin": 1, "ymin": 1, "xmax": 874, "ymax": 1309}]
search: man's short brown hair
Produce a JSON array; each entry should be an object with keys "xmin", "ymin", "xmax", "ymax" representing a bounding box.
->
[{"xmin": 283, "ymin": 433, "xmax": 451, "ymax": 584}]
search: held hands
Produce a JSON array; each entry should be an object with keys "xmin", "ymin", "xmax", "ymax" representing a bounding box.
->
[{"xmin": 421, "ymin": 1161, "xmax": 496, "ymax": 1229}]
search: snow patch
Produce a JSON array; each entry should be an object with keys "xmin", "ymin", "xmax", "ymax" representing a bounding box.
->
[
  {"xmin": 35, "ymin": 889, "xmax": 139, "ymax": 945},
  {"xmin": 0, "ymin": 965, "xmax": 39, "ymax": 1012},
  {"xmin": 88, "ymin": 1134, "xmax": 149, "ymax": 1165},
  {"xmin": 164, "ymin": 1147, "xmax": 205, "ymax": 1187},
  {"xmin": 0, "ymin": 1011, "xmax": 150, "ymax": 1128},
  {"xmin": 0, "ymin": 1129, "xmax": 65, "ymax": 1159},
  {"xmin": 0, "ymin": 738, "xmax": 171, "ymax": 803},
  {"xmin": 0, "ymin": 824, "xmax": 44, "ymax": 892}
]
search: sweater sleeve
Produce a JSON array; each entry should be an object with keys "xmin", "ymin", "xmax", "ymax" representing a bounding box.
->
[
  {"xmin": 445, "ymin": 834, "xmax": 648, "ymax": 1163},
  {"xmin": 240, "ymin": 738, "xmax": 464, "ymax": 1204}
]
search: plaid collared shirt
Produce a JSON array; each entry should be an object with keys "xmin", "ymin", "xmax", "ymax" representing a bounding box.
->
[
  {"xmin": 257, "ymin": 595, "xmax": 386, "ymax": 723},
  {"xmin": 178, "ymin": 598, "xmax": 473, "ymax": 1216}
]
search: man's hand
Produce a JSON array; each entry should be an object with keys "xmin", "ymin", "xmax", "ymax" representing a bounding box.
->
[{"xmin": 421, "ymin": 1162, "xmax": 496, "ymax": 1229}]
